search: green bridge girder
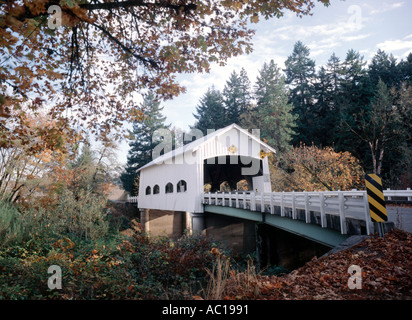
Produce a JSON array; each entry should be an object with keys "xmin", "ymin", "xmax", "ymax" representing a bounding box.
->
[{"xmin": 204, "ymin": 205, "xmax": 349, "ymax": 247}]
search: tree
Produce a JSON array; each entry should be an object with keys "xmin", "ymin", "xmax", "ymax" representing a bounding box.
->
[
  {"xmin": 343, "ymin": 79, "xmax": 402, "ymax": 175},
  {"xmin": 312, "ymin": 53, "xmax": 344, "ymax": 146},
  {"xmin": 368, "ymin": 49, "xmax": 400, "ymax": 88},
  {"xmin": 0, "ymin": 0, "xmax": 330, "ymax": 141},
  {"xmin": 284, "ymin": 41, "xmax": 316, "ymax": 145},
  {"xmin": 270, "ymin": 144, "xmax": 365, "ymax": 192},
  {"xmin": 192, "ymin": 87, "xmax": 227, "ymax": 134},
  {"xmin": 223, "ymin": 68, "xmax": 252, "ymax": 124},
  {"xmin": 334, "ymin": 49, "xmax": 373, "ymax": 161},
  {"xmin": 121, "ymin": 93, "xmax": 169, "ymax": 194},
  {"xmin": 253, "ymin": 60, "xmax": 297, "ymax": 153},
  {"xmin": 0, "ymin": 112, "xmax": 74, "ymax": 202}
]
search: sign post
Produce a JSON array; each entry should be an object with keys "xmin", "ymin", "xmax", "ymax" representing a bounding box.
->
[{"xmin": 364, "ymin": 174, "xmax": 387, "ymax": 236}]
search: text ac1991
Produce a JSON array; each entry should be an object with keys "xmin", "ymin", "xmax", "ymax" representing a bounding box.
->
[{"xmin": 162, "ymin": 304, "xmax": 248, "ymax": 317}]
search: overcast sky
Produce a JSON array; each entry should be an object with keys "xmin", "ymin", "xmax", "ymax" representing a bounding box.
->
[{"xmin": 117, "ymin": 0, "xmax": 412, "ymax": 165}]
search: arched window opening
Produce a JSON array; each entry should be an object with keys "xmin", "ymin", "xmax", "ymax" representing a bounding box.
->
[
  {"xmin": 165, "ymin": 182, "xmax": 174, "ymax": 194},
  {"xmin": 177, "ymin": 180, "xmax": 187, "ymax": 193},
  {"xmin": 153, "ymin": 185, "xmax": 160, "ymax": 194},
  {"xmin": 145, "ymin": 186, "xmax": 151, "ymax": 195}
]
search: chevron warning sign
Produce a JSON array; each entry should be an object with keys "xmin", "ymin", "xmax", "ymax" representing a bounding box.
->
[{"xmin": 365, "ymin": 174, "xmax": 387, "ymax": 222}]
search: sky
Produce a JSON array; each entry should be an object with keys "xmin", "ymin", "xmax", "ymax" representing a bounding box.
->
[{"xmin": 117, "ymin": 0, "xmax": 412, "ymax": 165}]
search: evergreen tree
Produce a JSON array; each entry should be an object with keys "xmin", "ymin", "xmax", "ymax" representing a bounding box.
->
[
  {"xmin": 223, "ymin": 68, "xmax": 252, "ymax": 124},
  {"xmin": 312, "ymin": 53, "xmax": 344, "ymax": 146},
  {"xmin": 284, "ymin": 41, "xmax": 316, "ymax": 145},
  {"xmin": 253, "ymin": 60, "xmax": 297, "ymax": 153},
  {"xmin": 398, "ymin": 52, "xmax": 412, "ymax": 85},
  {"xmin": 343, "ymin": 79, "xmax": 401, "ymax": 175},
  {"xmin": 368, "ymin": 49, "xmax": 400, "ymax": 88},
  {"xmin": 121, "ymin": 93, "xmax": 169, "ymax": 195},
  {"xmin": 192, "ymin": 86, "xmax": 227, "ymax": 134},
  {"xmin": 335, "ymin": 49, "xmax": 373, "ymax": 162}
]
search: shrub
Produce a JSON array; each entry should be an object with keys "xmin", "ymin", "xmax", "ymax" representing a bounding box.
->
[
  {"xmin": 51, "ymin": 188, "xmax": 109, "ymax": 241},
  {"xmin": 0, "ymin": 200, "xmax": 24, "ymax": 248}
]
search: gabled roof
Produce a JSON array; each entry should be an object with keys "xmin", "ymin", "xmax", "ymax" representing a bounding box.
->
[{"xmin": 137, "ymin": 123, "xmax": 276, "ymax": 172}]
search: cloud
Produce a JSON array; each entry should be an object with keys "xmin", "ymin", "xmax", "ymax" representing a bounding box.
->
[
  {"xmin": 377, "ymin": 35, "xmax": 412, "ymax": 57},
  {"xmin": 369, "ymin": 2, "xmax": 405, "ymax": 15}
]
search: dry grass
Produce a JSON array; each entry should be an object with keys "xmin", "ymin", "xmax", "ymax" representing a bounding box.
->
[{"xmin": 202, "ymin": 256, "xmax": 262, "ymax": 300}]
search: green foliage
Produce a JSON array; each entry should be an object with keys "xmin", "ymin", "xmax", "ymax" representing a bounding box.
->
[
  {"xmin": 0, "ymin": 200, "xmax": 24, "ymax": 248},
  {"xmin": 247, "ymin": 59, "xmax": 297, "ymax": 153},
  {"xmin": 284, "ymin": 41, "xmax": 316, "ymax": 145},
  {"xmin": 52, "ymin": 188, "xmax": 109, "ymax": 241},
  {"xmin": 121, "ymin": 93, "xmax": 169, "ymax": 195},
  {"xmin": 223, "ymin": 68, "xmax": 252, "ymax": 125},
  {"xmin": 192, "ymin": 86, "xmax": 228, "ymax": 134}
]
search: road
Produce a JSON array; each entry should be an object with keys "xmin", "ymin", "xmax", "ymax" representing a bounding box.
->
[{"xmin": 387, "ymin": 206, "xmax": 412, "ymax": 233}]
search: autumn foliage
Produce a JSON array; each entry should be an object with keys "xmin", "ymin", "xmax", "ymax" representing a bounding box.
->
[
  {"xmin": 270, "ymin": 144, "xmax": 365, "ymax": 192},
  {"xmin": 219, "ymin": 229, "xmax": 412, "ymax": 300},
  {"xmin": 0, "ymin": 0, "xmax": 330, "ymax": 141}
]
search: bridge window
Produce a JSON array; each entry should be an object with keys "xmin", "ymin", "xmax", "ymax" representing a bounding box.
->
[
  {"xmin": 165, "ymin": 182, "xmax": 174, "ymax": 194},
  {"xmin": 153, "ymin": 185, "xmax": 160, "ymax": 194},
  {"xmin": 177, "ymin": 180, "xmax": 187, "ymax": 193},
  {"xmin": 145, "ymin": 186, "xmax": 151, "ymax": 195}
]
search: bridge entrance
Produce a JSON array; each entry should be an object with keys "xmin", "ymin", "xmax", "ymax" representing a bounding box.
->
[{"xmin": 203, "ymin": 155, "xmax": 269, "ymax": 193}]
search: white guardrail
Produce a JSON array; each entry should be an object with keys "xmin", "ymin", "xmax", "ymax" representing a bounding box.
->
[
  {"xmin": 201, "ymin": 188, "xmax": 412, "ymax": 235},
  {"xmin": 127, "ymin": 196, "xmax": 139, "ymax": 203}
]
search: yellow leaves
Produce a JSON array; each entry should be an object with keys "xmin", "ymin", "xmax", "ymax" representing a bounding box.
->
[
  {"xmin": 272, "ymin": 144, "xmax": 364, "ymax": 192},
  {"xmin": 251, "ymin": 13, "xmax": 259, "ymax": 23}
]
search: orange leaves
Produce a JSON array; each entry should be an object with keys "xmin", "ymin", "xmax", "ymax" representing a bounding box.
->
[
  {"xmin": 272, "ymin": 144, "xmax": 365, "ymax": 192},
  {"xmin": 221, "ymin": 229, "xmax": 412, "ymax": 300}
]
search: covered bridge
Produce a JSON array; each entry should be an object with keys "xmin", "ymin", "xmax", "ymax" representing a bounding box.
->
[{"xmin": 137, "ymin": 123, "xmax": 276, "ymax": 233}]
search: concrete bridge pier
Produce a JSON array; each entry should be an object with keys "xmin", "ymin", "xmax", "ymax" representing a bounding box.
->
[
  {"xmin": 140, "ymin": 209, "xmax": 150, "ymax": 233},
  {"xmin": 191, "ymin": 212, "xmax": 206, "ymax": 235}
]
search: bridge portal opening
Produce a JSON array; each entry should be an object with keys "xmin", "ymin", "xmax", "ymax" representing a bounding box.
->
[{"xmin": 203, "ymin": 155, "xmax": 263, "ymax": 193}]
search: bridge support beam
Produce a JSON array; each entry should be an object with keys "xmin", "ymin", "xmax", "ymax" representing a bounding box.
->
[
  {"xmin": 140, "ymin": 209, "xmax": 150, "ymax": 233},
  {"xmin": 185, "ymin": 211, "xmax": 192, "ymax": 235},
  {"xmin": 191, "ymin": 212, "xmax": 205, "ymax": 234}
]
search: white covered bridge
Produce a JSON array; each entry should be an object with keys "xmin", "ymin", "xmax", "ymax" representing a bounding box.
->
[
  {"xmin": 137, "ymin": 123, "xmax": 274, "ymax": 213},
  {"xmin": 128, "ymin": 124, "xmax": 411, "ymax": 253}
]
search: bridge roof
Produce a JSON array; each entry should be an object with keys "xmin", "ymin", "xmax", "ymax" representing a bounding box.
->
[{"xmin": 137, "ymin": 123, "xmax": 276, "ymax": 172}]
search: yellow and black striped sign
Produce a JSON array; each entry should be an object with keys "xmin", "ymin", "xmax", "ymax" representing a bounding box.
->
[{"xmin": 365, "ymin": 174, "xmax": 387, "ymax": 222}]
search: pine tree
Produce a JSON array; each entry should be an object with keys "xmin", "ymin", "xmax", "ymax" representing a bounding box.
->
[
  {"xmin": 335, "ymin": 49, "xmax": 373, "ymax": 160},
  {"xmin": 223, "ymin": 68, "xmax": 252, "ymax": 124},
  {"xmin": 368, "ymin": 49, "xmax": 399, "ymax": 88},
  {"xmin": 244, "ymin": 60, "xmax": 297, "ymax": 153},
  {"xmin": 343, "ymin": 79, "xmax": 401, "ymax": 175},
  {"xmin": 312, "ymin": 53, "xmax": 344, "ymax": 146},
  {"xmin": 192, "ymin": 86, "xmax": 227, "ymax": 134},
  {"xmin": 284, "ymin": 41, "xmax": 316, "ymax": 145},
  {"xmin": 121, "ymin": 93, "xmax": 169, "ymax": 194}
]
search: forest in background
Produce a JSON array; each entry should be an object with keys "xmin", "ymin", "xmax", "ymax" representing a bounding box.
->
[{"xmin": 123, "ymin": 42, "xmax": 412, "ymax": 194}]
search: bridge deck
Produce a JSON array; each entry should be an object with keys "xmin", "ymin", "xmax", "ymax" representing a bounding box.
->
[{"xmin": 201, "ymin": 189, "xmax": 412, "ymax": 243}]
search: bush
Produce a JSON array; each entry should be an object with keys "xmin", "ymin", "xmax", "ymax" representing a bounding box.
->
[
  {"xmin": 52, "ymin": 188, "xmax": 109, "ymax": 241},
  {"xmin": 0, "ymin": 200, "xmax": 24, "ymax": 248}
]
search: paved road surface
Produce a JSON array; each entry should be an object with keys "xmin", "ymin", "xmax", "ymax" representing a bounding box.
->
[{"xmin": 387, "ymin": 206, "xmax": 412, "ymax": 233}]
